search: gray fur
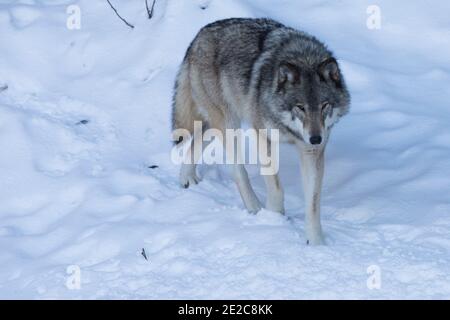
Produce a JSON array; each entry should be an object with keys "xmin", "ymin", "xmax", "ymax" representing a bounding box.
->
[{"xmin": 171, "ymin": 18, "xmax": 351, "ymax": 245}]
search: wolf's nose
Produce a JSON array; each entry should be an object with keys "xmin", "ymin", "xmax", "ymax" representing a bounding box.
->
[{"xmin": 310, "ymin": 136, "xmax": 322, "ymax": 145}]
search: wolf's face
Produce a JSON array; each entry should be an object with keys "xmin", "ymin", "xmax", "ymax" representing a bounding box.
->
[{"xmin": 274, "ymin": 58, "xmax": 349, "ymax": 146}]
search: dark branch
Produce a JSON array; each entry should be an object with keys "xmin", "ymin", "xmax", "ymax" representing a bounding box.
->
[
  {"xmin": 141, "ymin": 248, "xmax": 148, "ymax": 261},
  {"xmin": 106, "ymin": 0, "xmax": 134, "ymax": 29},
  {"xmin": 145, "ymin": 0, "xmax": 156, "ymax": 19}
]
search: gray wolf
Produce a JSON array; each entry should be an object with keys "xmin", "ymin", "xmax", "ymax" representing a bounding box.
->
[{"xmin": 171, "ymin": 18, "xmax": 350, "ymax": 245}]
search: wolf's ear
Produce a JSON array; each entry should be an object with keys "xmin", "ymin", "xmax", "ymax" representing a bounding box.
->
[
  {"xmin": 318, "ymin": 57, "xmax": 342, "ymax": 88},
  {"xmin": 278, "ymin": 62, "xmax": 299, "ymax": 88}
]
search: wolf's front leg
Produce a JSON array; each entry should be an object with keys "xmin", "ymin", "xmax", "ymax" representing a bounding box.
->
[
  {"xmin": 299, "ymin": 146, "xmax": 325, "ymax": 245},
  {"xmin": 263, "ymin": 174, "xmax": 284, "ymax": 214},
  {"xmin": 259, "ymin": 137, "xmax": 284, "ymax": 214}
]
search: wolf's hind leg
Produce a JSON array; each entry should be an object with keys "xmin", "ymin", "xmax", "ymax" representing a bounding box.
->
[
  {"xmin": 179, "ymin": 124, "xmax": 203, "ymax": 188},
  {"xmin": 172, "ymin": 63, "xmax": 203, "ymax": 189},
  {"xmin": 180, "ymin": 163, "xmax": 200, "ymax": 188}
]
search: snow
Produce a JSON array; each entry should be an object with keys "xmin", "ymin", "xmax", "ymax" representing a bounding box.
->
[{"xmin": 0, "ymin": 0, "xmax": 450, "ymax": 299}]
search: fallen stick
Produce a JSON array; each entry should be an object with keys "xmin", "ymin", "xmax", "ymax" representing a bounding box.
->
[
  {"xmin": 106, "ymin": 0, "xmax": 134, "ymax": 29},
  {"xmin": 145, "ymin": 0, "xmax": 156, "ymax": 19}
]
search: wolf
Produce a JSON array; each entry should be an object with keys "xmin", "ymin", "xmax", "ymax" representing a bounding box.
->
[{"xmin": 172, "ymin": 18, "xmax": 350, "ymax": 245}]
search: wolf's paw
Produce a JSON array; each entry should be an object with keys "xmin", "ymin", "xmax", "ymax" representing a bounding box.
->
[
  {"xmin": 306, "ymin": 234, "xmax": 325, "ymax": 246},
  {"xmin": 246, "ymin": 199, "xmax": 263, "ymax": 214},
  {"xmin": 179, "ymin": 167, "xmax": 201, "ymax": 189},
  {"xmin": 180, "ymin": 176, "xmax": 200, "ymax": 189},
  {"xmin": 265, "ymin": 202, "xmax": 285, "ymax": 215},
  {"xmin": 248, "ymin": 204, "xmax": 262, "ymax": 214}
]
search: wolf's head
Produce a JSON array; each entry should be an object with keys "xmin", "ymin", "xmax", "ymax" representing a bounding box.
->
[{"xmin": 270, "ymin": 56, "xmax": 350, "ymax": 146}]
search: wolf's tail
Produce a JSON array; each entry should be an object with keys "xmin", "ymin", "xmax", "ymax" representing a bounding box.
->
[{"xmin": 171, "ymin": 61, "xmax": 201, "ymax": 146}]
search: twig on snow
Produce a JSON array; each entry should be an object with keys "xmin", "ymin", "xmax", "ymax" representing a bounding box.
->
[
  {"xmin": 106, "ymin": 0, "xmax": 135, "ymax": 29},
  {"xmin": 141, "ymin": 248, "xmax": 148, "ymax": 261},
  {"xmin": 145, "ymin": 0, "xmax": 156, "ymax": 19}
]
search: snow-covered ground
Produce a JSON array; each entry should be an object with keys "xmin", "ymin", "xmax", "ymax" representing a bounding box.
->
[{"xmin": 0, "ymin": 0, "xmax": 449, "ymax": 299}]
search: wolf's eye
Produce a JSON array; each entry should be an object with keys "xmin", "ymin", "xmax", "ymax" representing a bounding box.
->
[{"xmin": 296, "ymin": 104, "xmax": 305, "ymax": 112}]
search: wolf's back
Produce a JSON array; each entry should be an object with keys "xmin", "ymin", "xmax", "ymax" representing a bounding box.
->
[
  {"xmin": 171, "ymin": 18, "xmax": 284, "ymax": 138},
  {"xmin": 186, "ymin": 18, "xmax": 285, "ymax": 91}
]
